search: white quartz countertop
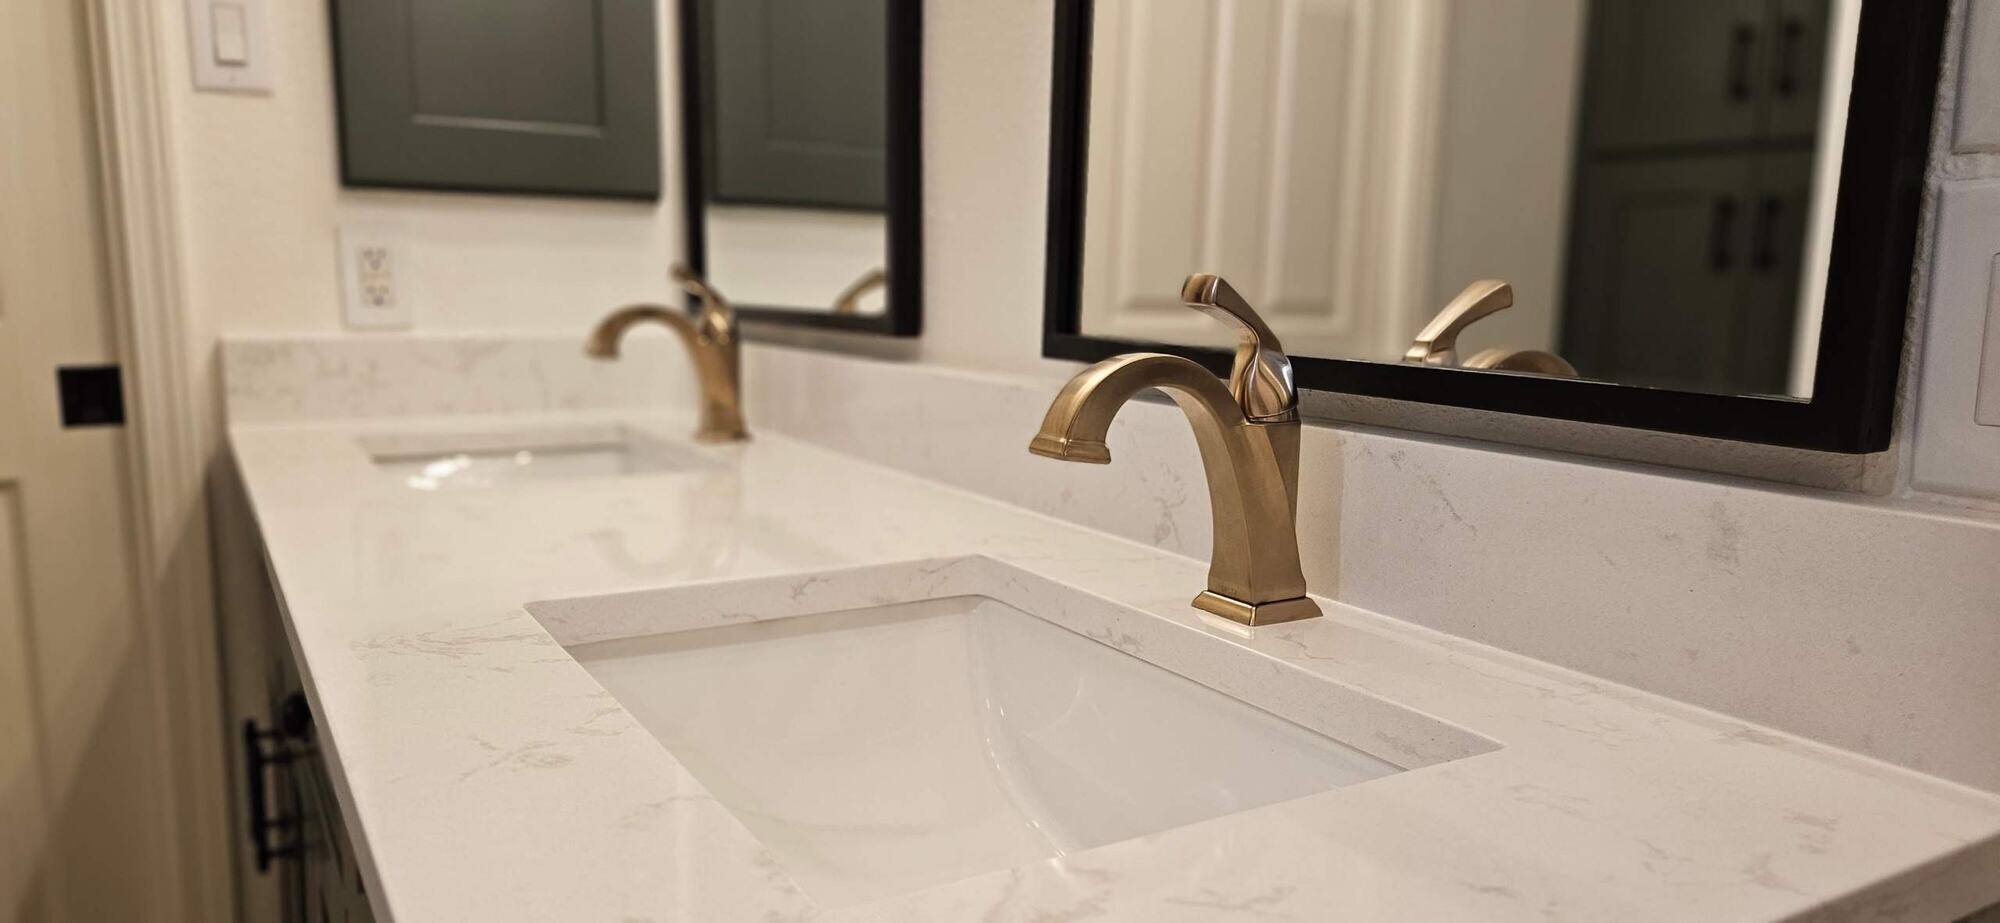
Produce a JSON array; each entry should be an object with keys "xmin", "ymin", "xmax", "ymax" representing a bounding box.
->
[{"xmin": 229, "ymin": 410, "xmax": 2000, "ymax": 922}]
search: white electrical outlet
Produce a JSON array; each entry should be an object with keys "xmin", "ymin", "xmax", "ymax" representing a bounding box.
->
[{"xmin": 339, "ymin": 227, "xmax": 413, "ymax": 329}]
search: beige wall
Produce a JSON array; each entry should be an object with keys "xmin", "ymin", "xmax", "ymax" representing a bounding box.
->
[
  {"xmin": 159, "ymin": 0, "xmax": 687, "ymax": 432},
  {"xmin": 158, "ymin": 1, "xmax": 1992, "ymax": 493}
]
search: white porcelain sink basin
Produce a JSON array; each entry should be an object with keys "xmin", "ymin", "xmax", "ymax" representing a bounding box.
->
[
  {"xmin": 532, "ymin": 559, "xmax": 1494, "ymax": 909},
  {"xmin": 358, "ymin": 423, "xmax": 714, "ymax": 490}
]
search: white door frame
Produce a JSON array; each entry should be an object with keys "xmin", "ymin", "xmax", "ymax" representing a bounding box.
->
[{"xmin": 81, "ymin": 2, "xmax": 232, "ymax": 920}]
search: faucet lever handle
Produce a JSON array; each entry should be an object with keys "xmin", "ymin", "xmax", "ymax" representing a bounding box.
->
[
  {"xmin": 1406, "ymin": 280, "xmax": 1512, "ymax": 366},
  {"xmin": 1403, "ymin": 280, "xmax": 1580, "ymax": 377},
  {"xmin": 1179, "ymin": 273, "xmax": 1297, "ymax": 422},
  {"xmin": 669, "ymin": 263, "xmax": 735, "ymax": 329}
]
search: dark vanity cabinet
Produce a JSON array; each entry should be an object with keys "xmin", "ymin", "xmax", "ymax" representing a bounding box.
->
[
  {"xmin": 220, "ymin": 466, "xmax": 375, "ymax": 923},
  {"xmin": 700, "ymin": 0, "xmax": 889, "ymax": 209},
  {"xmin": 238, "ymin": 598, "xmax": 376, "ymax": 923},
  {"xmin": 1563, "ymin": 0, "xmax": 1830, "ymax": 395},
  {"xmin": 281, "ymin": 655, "xmax": 376, "ymax": 922}
]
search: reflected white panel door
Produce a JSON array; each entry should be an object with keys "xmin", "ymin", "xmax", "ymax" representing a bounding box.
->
[
  {"xmin": 1080, "ymin": 0, "xmax": 1445, "ymax": 359},
  {"xmin": 0, "ymin": 1, "xmax": 173, "ymax": 920}
]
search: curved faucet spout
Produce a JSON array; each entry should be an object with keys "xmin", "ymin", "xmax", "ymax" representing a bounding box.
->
[
  {"xmin": 587, "ymin": 295, "xmax": 748, "ymax": 442},
  {"xmin": 1029, "ymin": 353, "xmax": 1244, "ymax": 463},
  {"xmin": 1030, "ymin": 352, "xmax": 1320, "ymax": 626},
  {"xmin": 585, "ymin": 304, "xmax": 691, "ymax": 360}
]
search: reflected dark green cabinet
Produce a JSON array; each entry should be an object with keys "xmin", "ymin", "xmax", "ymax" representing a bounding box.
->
[
  {"xmin": 331, "ymin": 0, "xmax": 661, "ymax": 199},
  {"xmin": 1562, "ymin": 0, "xmax": 1829, "ymax": 396},
  {"xmin": 697, "ymin": 0, "xmax": 888, "ymax": 210}
]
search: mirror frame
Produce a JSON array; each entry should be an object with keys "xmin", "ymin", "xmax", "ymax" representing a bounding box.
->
[
  {"xmin": 677, "ymin": 0, "xmax": 923, "ymax": 337},
  {"xmin": 1041, "ymin": 0, "xmax": 1948, "ymax": 453}
]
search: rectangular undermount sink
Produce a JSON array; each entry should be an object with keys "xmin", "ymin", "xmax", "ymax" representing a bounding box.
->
[
  {"xmin": 530, "ymin": 557, "xmax": 1498, "ymax": 909},
  {"xmin": 358, "ymin": 422, "xmax": 714, "ymax": 490}
]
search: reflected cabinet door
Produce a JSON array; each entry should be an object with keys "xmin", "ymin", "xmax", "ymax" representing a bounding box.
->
[
  {"xmin": 1563, "ymin": 152, "xmax": 1809, "ymax": 396},
  {"xmin": 1768, "ymin": 0, "xmax": 1834, "ymax": 140},
  {"xmin": 1564, "ymin": 157, "xmax": 1758, "ymax": 392},
  {"xmin": 331, "ymin": 0, "xmax": 662, "ymax": 197},
  {"xmin": 702, "ymin": 0, "xmax": 889, "ymax": 210},
  {"xmin": 1587, "ymin": 0, "xmax": 1832, "ymax": 151},
  {"xmin": 1586, "ymin": 0, "xmax": 1770, "ymax": 150}
]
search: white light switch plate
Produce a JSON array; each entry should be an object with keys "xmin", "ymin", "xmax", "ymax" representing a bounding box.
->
[
  {"xmin": 338, "ymin": 227, "xmax": 413, "ymax": 330},
  {"xmin": 1911, "ymin": 180, "xmax": 2000, "ymax": 498},
  {"xmin": 186, "ymin": 0, "xmax": 272, "ymax": 94}
]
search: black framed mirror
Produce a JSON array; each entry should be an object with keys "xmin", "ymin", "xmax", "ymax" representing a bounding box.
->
[
  {"xmin": 1043, "ymin": 0, "xmax": 1948, "ymax": 452},
  {"xmin": 679, "ymin": 0, "xmax": 922, "ymax": 336}
]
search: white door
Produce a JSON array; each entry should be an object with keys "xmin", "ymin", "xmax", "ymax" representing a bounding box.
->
[
  {"xmin": 1079, "ymin": 0, "xmax": 1446, "ymax": 360},
  {"xmin": 1, "ymin": 2, "xmax": 181, "ymax": 920}
]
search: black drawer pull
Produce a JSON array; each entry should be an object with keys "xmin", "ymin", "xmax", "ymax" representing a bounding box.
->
[
  {"xmin": 1753, "ymin": 196, "xmax": 1784, "ymax": 272},
  {"xmin": 1727, "ymin": 24, "xmax": 1757, "ymax": 102},
  {"xmin": 1776, "ymin": 18, "xmax": 1807, "ymax": 97},
  {"xmin": 242, "ymin": 691, "xmax": 312, "ymax": 873},
  {"xmin": 1709, "ymin": 196, "xmax": 1739, "ymax": 273}
]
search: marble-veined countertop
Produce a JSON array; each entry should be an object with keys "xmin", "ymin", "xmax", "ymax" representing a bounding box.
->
[{"xmin": 229, "ymin": 409, "xmax": 2000, "ymax": 921}]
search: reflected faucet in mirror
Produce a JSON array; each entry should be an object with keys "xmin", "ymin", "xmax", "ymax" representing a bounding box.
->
[
  {"xmin": 831, "ymin": 267, "xmax": 888, "ymax": 316},
  {"xmin": 585, "ymin": 263, "xmax": 749, "ymax": 443},
  {"xmin": 1029, "ymin": 273, "xmax": 1321, "ymax": 627},
  {"xmin": 1404, "ymin": 280, "xmax": 1579, "ymax": 378}
]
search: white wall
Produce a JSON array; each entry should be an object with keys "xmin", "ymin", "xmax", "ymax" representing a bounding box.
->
[
  {"xmin": 1424, "ymin": 0, "xmax": 1585, "ymax": 358},
  {"xmin": 707, "ymin": 205, "xmax": 888, "ymax": 313}
]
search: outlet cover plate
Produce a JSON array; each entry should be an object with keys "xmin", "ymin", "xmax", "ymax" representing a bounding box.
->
[{"xmin": 338, "ymin": 226, "xmax": 413, "ymax": 330}]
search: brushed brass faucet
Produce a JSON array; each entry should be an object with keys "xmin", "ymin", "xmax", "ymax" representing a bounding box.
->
[
  {"xmin": 586, "ymin": 264, "xmax": 749, "ymax": 442},
  {"xmin": 1029, "ymin": 273, "xmax": 1321, "ymax": 627},
  {"xmin": 1405, "ymin": 280, "xmax": 1578, "ymax": 377}
]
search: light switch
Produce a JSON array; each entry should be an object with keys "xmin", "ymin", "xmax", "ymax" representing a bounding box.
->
[
  {"xmin": 186, "ymin": 0, "xmax": 271, "ymax": 93},
  {"xmin": 211, "ymin": 3, "xmax": 249, "ymax": 66}
]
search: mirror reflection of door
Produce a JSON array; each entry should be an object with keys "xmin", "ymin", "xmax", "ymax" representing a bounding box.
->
[
  {"xmin": 1073, "ymin": 0, "xmax": 1852, "ymax": 400},
  {"xmin": 698, "ymin": 0, "xmax": 892, "ymax": 316}
]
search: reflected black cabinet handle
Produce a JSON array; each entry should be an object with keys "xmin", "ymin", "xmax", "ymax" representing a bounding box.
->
[
  {"xmin": 1710, "ymin": 197, "xmax": 1739, "ymax": 272},
  {"xmin": 1776, "ymin": 18, "xmax": 1807, "ymax": 97},
  {"xmin": 1728, "ymin": 24, "xmax": 1758, "ymax": 102},
  {"xmin": 1753, "ymin": 196, "xmax": 1783, "ymax": 272}
]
